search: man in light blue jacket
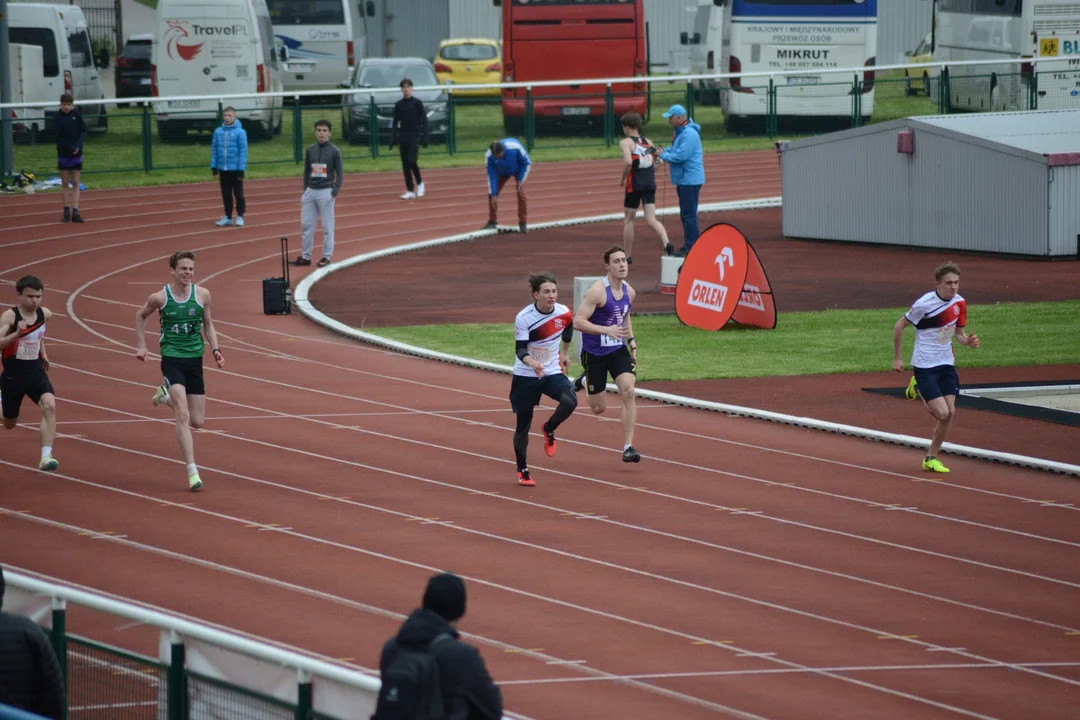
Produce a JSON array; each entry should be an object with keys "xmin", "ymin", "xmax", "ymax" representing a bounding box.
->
[
  {"xmin": 210, "ymin": 107, "xmax": 249, "ymax": 227},
  {"xmin": 658, "ymin": 104, "xmax": 704, "ymax": 256}
]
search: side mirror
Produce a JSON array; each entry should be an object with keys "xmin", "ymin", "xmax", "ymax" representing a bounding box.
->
[
  {"xmin": 680, "ymin": 31, "xmax": 689, "ymax": 46},
  {"xmin": 693, "ymin": 32, "xmax": 701, "ymax": 45},
  {"xmin": 339, "ymin": 81, "xmax": 351, "ymax": 89},
  {"xmin": 365, "ymin": 0, "xmax": 376, "ymax": 16},
  {"xmin": 904, "ymin": 50, "xmax": 913, "ymax": 57}
]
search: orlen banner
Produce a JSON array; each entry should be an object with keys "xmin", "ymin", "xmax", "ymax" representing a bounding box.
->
[{"xmin": 676, "ymin": 224, "xmax": 776, "ymax": 331}]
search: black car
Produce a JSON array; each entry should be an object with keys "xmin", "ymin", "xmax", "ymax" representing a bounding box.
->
[
  {"xmin": 341, "ymin": 58, "xmax": 449, "ymax": 145},
  {"xmin": 115, "ymin": 33, "xmax": 153, "ymax": 105}
]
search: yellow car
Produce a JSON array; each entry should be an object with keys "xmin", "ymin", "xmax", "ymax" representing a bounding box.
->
[
  {"xmin": 434, "ymin": 38, "xmax": 502, "ymax": 98},
  {"xmin": 904, "ymin": 32, "xmax": 936, "ymax": 98}
]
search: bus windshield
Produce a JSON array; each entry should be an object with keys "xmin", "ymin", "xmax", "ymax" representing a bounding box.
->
[{"xmin": 267, "ymin": 0, "xmax": 344, "ymax": 25}]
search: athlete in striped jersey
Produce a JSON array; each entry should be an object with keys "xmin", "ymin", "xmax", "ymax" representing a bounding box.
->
[
  {"xmin": 0, "ymin": 276, "xmax": 60, "ymax": 471},
  {"xmin": 618, "ymin": 112, "xmax": 673, "ymax": 263},
  {"xmin": 893, "ymin": 262, "xmax": 980, "ymax": 473},
  {"xmin": 134, "ymin": 251, "xmax": 226, "ymax": 491},
  {"xmin": 509, "ymin": 272, "xmax": 578, "ymax": 487}
]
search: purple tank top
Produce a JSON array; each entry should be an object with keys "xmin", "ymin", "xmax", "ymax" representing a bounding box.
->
[{"xmin": 582, "ymin": 278, "xmax": 631, "ymax": 357}]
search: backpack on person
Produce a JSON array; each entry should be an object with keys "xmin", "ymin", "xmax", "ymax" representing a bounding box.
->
[{"xmin": 371, "ymin": 633, "xmax": 452, "ymax": 720}]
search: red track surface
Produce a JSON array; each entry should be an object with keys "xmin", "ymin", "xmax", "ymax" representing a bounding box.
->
[{"xmin": 2, "ymin": 153, "xmax": 1079, "ymax": 720}]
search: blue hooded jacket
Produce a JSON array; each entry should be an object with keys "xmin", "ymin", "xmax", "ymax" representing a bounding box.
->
[
  {"xmin": 485, "ymin": 138, "xmax": 531, "ymax": 195},
  {"xmin": 659, "ymin": 120, "xmax": 704, "ymax": 186},
  {"xmin": 210, "ymin": 119, "xmax": 248, "ymax": 172}
]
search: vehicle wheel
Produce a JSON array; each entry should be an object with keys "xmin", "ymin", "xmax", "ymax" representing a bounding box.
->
[
  {"xmin": 923, "ymin": 73, "xmax": 932, "ymax": 98},
  {"xmin": 905, "ymin": 75, "xmax": 915, "ymax": 96},
  {"xmin": 990, "ymin": 83, "xmax": 1005, "ymax": 112}
]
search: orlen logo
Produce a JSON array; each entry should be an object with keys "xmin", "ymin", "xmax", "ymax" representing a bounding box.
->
[
  {"xmin": 164, "ymin": 20, "xmax": 203, "ymax": 62},
  {"xmin": 676, "ymin": 225, "xmax": 750, "ymax": 332}
]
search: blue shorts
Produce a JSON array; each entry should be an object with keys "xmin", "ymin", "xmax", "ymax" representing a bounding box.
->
[{"xmin": 913, "ymin": 364, "xmax": 959, "ymax": 402}]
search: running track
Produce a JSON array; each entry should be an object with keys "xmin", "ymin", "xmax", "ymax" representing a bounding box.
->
[{"xmin": 1, "ymin": 153, "xmax": 1079, "ymax": 720}]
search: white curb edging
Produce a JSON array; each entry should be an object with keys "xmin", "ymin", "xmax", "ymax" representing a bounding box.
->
[{"xmin": 293, "ymin": 199, "xmax": 1080, "ymax": 478}]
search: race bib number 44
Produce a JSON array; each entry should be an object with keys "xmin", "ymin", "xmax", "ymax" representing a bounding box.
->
[{"xmin": 600, "ymin": 333, "xmax": 624, "ymax": 348}]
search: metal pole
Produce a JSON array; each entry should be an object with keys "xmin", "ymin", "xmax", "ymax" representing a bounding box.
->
[{"xmin": 1, "ymin": 0, "xmax": 15, "ymax": 182}]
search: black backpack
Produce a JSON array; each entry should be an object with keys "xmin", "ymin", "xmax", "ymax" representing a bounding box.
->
[{"xmin": 371, "ymin": 633, "xmax": 453, "ymax": 720}]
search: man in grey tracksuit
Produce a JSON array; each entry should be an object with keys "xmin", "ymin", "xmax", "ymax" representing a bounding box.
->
[{"xmin": 299, "ymin": 119, "xmax": 344, "ymax": 267}]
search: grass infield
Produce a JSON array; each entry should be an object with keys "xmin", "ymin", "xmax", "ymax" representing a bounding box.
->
[{"xmin": 366, "ymin": 300, "xmax": 1080, "ymax": 382}]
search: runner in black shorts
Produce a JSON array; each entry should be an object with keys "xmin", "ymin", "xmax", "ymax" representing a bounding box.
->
[
  {"xmin": 618, "ymin": 112, "xmax": 672, "ymax": 262},
  {"xmin": 0, "ymin": 276, "xmax": 60, "ymax": 471}
]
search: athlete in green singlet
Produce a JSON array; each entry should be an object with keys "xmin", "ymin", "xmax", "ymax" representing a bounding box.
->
[{"xmin": 134, "ymin": 251, "xmax": 225, "ymax": 491}]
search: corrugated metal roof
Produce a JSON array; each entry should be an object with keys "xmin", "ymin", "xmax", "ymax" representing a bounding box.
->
[{"xmin": 913, "ymin": 110, "xmax": 1080, "ymax": 155}]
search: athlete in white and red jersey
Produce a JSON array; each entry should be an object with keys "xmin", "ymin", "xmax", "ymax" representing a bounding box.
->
[
  {"xmin": 509, "ymin": 272, "xmax": 578, "ymax": 487},
  {"xmin": 0, "ymin": 275, "xmax": 60, "ymax": 471},
  {"xmin": 618, "ymin": 111, "xmax": 672, "ymax": 262},
  {"xmin": 893, "ymin": 262, "xmax": 980, "ymax": 474}
]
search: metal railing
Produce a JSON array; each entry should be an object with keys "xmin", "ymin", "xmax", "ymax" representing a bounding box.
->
[{"xmin": 4, "ymin": 568, "xmax": 382, "ymax": 720}]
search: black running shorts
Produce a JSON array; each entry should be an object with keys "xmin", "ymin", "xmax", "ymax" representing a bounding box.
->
[
  {"xmin": 509, "ymin": 373, "xmax": 573, "ymax": 415},
  {"xmin": 624, "ymin": 188, "xmax": 657, "ymax": 209},
  {"xmin": 161, "ymin": 356, "xmax": 205, "ymax": 395},
  {"xmin": 1, "ymin": 370, "xmax": 55, "ymax": 419},
  {"xmin": 581, "ymin": 345, "xmax": 635, "ymax": 395}
]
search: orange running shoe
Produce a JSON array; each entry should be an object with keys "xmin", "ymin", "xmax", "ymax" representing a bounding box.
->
[
  {"xmin": 517, "ymin": 470, "xmax": 535, "ymax": 487},
  {"xmin": 542, "ymin": 425, "xmax": 556, "ymax": 458}
]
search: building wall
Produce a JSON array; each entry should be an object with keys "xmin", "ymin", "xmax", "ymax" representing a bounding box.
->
[
  {"xmin": 449, "ymin": 0, "xmax": 501, "ymax": 42},
  {"xmin": 364, "ymin": 0, "xmax": 449, "ymax": 60},
  {"xmin": 1048, "ymin": 165, "xmax": 1080, "ymax": 257},
  {"xmin": 878, "ymin": 0, "xmax": 933, "ymax": 68},
  {"xmin": 781, "ymin": 123, "xmax": 1053, "ymax": 256}
]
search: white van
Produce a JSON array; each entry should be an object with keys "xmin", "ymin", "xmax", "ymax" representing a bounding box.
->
[
  {"xmin": 267, "ymin": 0, "xmax": 370, "ymax": 92},
  {"xmin": 152, "ymin": 0, "xmax": 284, "ymax": 140},
  {"xmin": 685, "ymin": 0, "xmax": 724, "ymax": 105},
  {"xmin": 7, "ymin": 3, "xmax": 109, "ymax": 130}
]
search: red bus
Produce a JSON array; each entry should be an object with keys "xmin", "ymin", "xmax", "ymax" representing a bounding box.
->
[{"xmin": 496, "ymin": 0, "xmax": 647, "ymax": 134}]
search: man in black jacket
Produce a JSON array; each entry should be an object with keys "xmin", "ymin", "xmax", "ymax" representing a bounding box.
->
[
  {"xmin": 0, "ymin": 566, "xmax": 67, "ymax": 719},
  {"xmin": 390, "ymin": 78, "xmax": 428, "ymax": 200},
  {"xmin": 376, "ymin": 573, "xmax": 502, "ymax": 720}
]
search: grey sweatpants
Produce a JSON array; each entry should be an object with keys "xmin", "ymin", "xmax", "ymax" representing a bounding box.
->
[{"xmin": 301, "ymin": 187, "xmax": 335, "ymax": 260}]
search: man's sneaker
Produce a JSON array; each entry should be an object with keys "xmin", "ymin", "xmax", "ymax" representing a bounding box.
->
[
  {"xmin": 401, "ymin": 191, "xmax": 416, "ymax": 200},
  {"xmin": 922, "ymin": 456, "xmax": 950, "ymax": 473},
  {"xmin": 215, "ymin": 216, "xmax": 232, "ymax": 227},
  {"xmin": 189, "ymin": 472, "xmax": 203, "ymax": 491},
  {"xmin": 235, "ymin": 216, "xmax": 245, "ymax": 227},
  {"xmin": 517, "ymin": 469, "xmax": 535, "ymax": 487},
  {"xmin": 905, "ymin": 376, "xmax": 919, "ymax": 400},
  {"xmin": 482, "ymin": 221, "xmax": 497, "ymax": 230},
  {"xmin": 317, "ymin": 257, "xmax": 331, "ymax": 267},
  {"xmin": 542, "ymin": 425, "xmax": 557, "ymax": 458},
  {"xmin": 39, "ymin": 456, "xmax": 59, "ymax": 472},
  {"xmin": 62, "ymin": 207, "xmax": 71, "ymax": 223},
  {"xmin": 417, "ymin": 182, "xmax": 426, "ymax": 198},
  {"xmin": 71, "ymin": 210, "xmax": 84, "ymax": 223},
  {"xmin": 519, "ymin": 222, "xmax": 528, "ymax": 234},
  {"xmin": 572, "ymin": 372, "xmax": 586, "ymax": 393},
  {"xmin": 622, "ymin": 446, "xmax": 641, "ymax": 463},
  {"xmin": 151, "ymin": 385, "xmax": 169, "ymax": 407},
  {"xmin": 295, "ymin": 256, "xmax": 312, "ymax": 266}
]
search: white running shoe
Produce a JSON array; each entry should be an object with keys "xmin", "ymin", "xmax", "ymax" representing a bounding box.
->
[
  {"xmin": 401, "ymin": 191, "xmax": 416, "ymax": 200},
  {"xmin": 235, "ymin": 216, "xmax": 245, "ymax": 227},
  {"xmin": 417, "ymin": 183, "xmax": 426, "ymax": 198},
  {"xmin": 215, "ymin": 216, "xmax": 232, "ymax": 226},
  {"xmin": 152, "ymin": 385, "xmax": 169, "ymax": 407}
]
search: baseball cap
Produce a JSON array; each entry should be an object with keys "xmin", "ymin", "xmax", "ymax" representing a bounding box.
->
[{"xmin": 662, "ymin": 104, "xmax": 687, "ymax": 118}]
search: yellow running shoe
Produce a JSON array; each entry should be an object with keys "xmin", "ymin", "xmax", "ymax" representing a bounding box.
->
[
  {"xmin": 904, "ymin": 376, "xmax": 919, "ymax": 400},
  {"xmin": 188, "ymin": 472, "xmax": 203, "ymax": 491},
  {"xmin": 39, "ymin": 456, "xmax": 59, "ymax": 472},
  {"xmin": 922, "ymin": 456, "xmax": 950, "ymax": 473},
  {"xmin": 152, "ymin": 385, "xmax": 169, "ymax": 407}
]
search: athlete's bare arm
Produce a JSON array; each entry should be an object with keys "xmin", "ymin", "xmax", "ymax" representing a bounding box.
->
[
  {"xmin": 619, "ymin": 137, "xmax": 634, "ymax": 186},
  {"xmin": 892, "ymin": 316, "xmax": 911, "ymax": 372},
  {"xmin": 624, "ymin": 285, "xmax": 638, "ymax": 361},
  {"xmin": 955, "ymin": 327, "xmax": 980, "ymax": 349},
  {"xmin": 134, "ymin": 290, "xmax": 166, "ymax": 361},
  {"xmin": 573, "ymin": 283, "xmax": 630, "ymax": 339},
  {"xmin": 200, "ymin": 287, "xmax": 226, "ymax": 369},
  {"xmin": 40, "ymin": 308, "xmax": 52, "ymax": 371},
  {"xmin": 0, "ymin": 309, "xmax": 17, "ymax": 351}
]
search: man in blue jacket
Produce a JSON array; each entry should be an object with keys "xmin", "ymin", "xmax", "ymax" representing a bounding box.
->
[
  {"xmin": 658, "ymin": 104, "xmax": 705, "ymax": 256},
  {"xmin": 210, "ymin": 107, "xmax": 249, "ymax": 227},
  {"xmin": 483, "ymin": 139, "xmax": 531, "ymax": 233}
]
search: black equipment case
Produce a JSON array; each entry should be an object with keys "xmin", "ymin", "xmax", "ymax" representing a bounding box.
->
[{"xmin": 263, "ymin": 236, "xmax": 292, "ymax": 315}]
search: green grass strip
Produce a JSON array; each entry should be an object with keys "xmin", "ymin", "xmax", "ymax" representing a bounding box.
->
[{"xmin": 367, "ymin": 301, "xmax": 1080, "ymax": 382}]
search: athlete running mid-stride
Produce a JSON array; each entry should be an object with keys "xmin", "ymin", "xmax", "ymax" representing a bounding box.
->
[
  {"xmin": 893, "ymin": 261, "xmax": 980, "ymax": 473},
  {"xmin": 0, "ymin": 276, "xmax": 60, "ymax": 471},
  {"xmin": 135, "ymin": 251, "xmax": 226, "ymax": 491},
  {"xmin": 509, "ymin": 272, "xmax": 578, "ymax": 487},
  {"xmin": 573, "ymin": 246, "xmax": 641, "ymax": 463}
]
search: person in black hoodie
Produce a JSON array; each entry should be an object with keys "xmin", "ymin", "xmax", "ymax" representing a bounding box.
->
[
  {"xmin": 375, "ymin": 573, "xmax": 502, "ymax": 720},
  {"xmin": 0, "ymin": 566, "xmax": 67, "ymax": 719},
  {"xmin": 55, "ymin": 94, "xmax": 89, "ymax": 223},
  {"xmin": 390, "ymin": 78, "xmax": 428, "ymax": 200}
]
